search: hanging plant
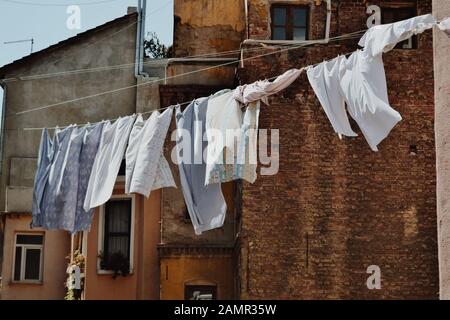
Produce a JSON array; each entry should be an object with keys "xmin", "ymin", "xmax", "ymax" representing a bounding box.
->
[{"xmin": 64, "ymin": 250, "xmax": 85, "ymax": 300}]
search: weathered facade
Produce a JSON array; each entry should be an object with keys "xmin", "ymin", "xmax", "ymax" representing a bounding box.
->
[
  {"xmin": 236, "ymin": 0, "xmax": 438, "ymax": 299},
  {"xmin": 165, "ymin": 0, "xmax": 439, "ymax": 299},
  {"xmin": 433, "ymin": 0, "xmax": 450, "ymax": 300},
  {"xmin": 0, "ymin": 0, "xmax": 443, "ymax": 300},
  {"xmin": 0, "ymin": 9, "xmax": 164, "ymax": 299}
]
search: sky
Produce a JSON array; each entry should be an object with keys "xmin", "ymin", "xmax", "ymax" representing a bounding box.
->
[{"xmin": 0, "ymin": 0, "xmax": 174, "ymax": 105}]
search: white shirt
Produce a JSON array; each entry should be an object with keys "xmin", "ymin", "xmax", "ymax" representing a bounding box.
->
[
  {"xmin": 126, "ymin": 108, "xmax": 175, "ymax": 197},
  {"xmin": 83, "ymin": 115, "xmax": 136, "ymax": 210}
]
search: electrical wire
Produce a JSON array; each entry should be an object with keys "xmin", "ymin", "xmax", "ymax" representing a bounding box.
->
[
  {"xmin": 1, "ymin": 30, "xmax": 365, "ymax": 82},
  {"xmin": 0, "ymin": 0, "xmax": 122, "ymax": 7},
  {"xmin": 14, "ymin": 32, "xmax": 364, "ymax": 131},
  {"xmin": 1, "ymin": 0, "xmax": 173, "ymax": 81},
  {"xmin": 15, "ymin": 32, "xmax": 363, "ymax": 117}
]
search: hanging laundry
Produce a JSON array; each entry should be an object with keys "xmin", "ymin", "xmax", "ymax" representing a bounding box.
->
[
  {"xmin": 205, "ymin": 90, "xmax": 260, "ymax": 185},
  {"xmin": 438, "ymin": 17, "xmax": 450, "ymax": 37},
  {"xmin": 83, "ymin": 115, "xmax": 136, "ymax": 211},
  {"xmin": 306, "ymin": 56, "xmax": 358, "ymax": 138},
  {"xmin": 233, "ymin": 68, "xmax": 302, "ymax": 105},
  {"xmin": 358, "ymin": 14, "xmax": 436, "ymax": 57},
  {"xmin": 32, "ymin": 128, "xmax": 54, "ymax": 228},
  {"xmin": 73, "ymin": 122, "xmax": 104, "ymax": 232},
  {"xmin": 339, "ymin": 50, "xmax": 402, "ymax": 151},
  {"xmin": 126, "ymin": 108, "xmax": 175, "ymax": 197},
  {"xmin": 175, "ymin": 99, "xmax": 227, "ymax": 235},
  {"xmin": 38, "ymin": 125, "xmax": 76, "ymax": 230}
]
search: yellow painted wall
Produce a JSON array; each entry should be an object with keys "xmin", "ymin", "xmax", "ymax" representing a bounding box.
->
[
  {"xmin": 160, "ymin": 255, "xmax": 234, "ymax": 300},
  {"xmin": 0, "ymin": 215, "xmax": 70, "ymax": 300},
  {"xmin": 175, "ymin": 0, "xmax": 245, "ymax": 31},
  {"xmin": 83, "ymin": 186, "xmax": 161, "ymax": 300}
]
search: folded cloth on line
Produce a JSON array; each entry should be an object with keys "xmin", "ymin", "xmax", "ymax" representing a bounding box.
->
[
  {"xmin": 83, "ymin": 115, "xmax": 136, "ymax": 211},
  {"xmin": 306, "ymin": 56, "xmax": 358, "ymax": 139},
  {"xmin": 32, "ymin": 128, "xmax": 54, "ymax": 228},
  {"xmin": 175, "ymin": 99, "xmax": 227, "ymax": 235},
  {"xmin": 125, "ymin": 108, "xmax": 175, "ymax": 197},
  {"xmin": 358, "ymin": 14, "xmax": 436, "ymax": 56},
  {"xmin": 205, "ymin": 90, "xmax": 261, "ymax": 185},
  {"xmin": 233, "ymin": 68, "xmax": 302, "ymax": 105},
  {"xmin": 438, "ymin": 17, "xmax": 450, "ymax": 37}
]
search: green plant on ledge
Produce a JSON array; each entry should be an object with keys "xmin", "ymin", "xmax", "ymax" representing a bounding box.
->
[{"xmin": 98, "ymin": 251, "xmax": 130, "ymax": 279}]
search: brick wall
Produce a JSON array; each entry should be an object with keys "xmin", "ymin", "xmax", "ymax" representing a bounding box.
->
[{"xmin": 237, "ymin": 0, "xmax": 438, "ymax": 299}]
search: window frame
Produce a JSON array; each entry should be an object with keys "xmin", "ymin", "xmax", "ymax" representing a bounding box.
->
[
  {"xmin": 12, "ymin": 232, "xmax": 44, "ymax": 284},
  {"xmin": 97, "ymin": 194, "xmax": 135, "ymax": 274},
  {"xmin": 271, "ymin": 4, "xmax": 309, "ymax": 41},
  {"xmin": 381, "ymin": 4, "xmax": 418, "ymax": 49}
]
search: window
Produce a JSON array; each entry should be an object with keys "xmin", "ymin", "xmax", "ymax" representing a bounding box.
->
[
  {"xmin": 13, "ymin": 233, "xmax": 44, "ymax": 283},
  {"xmin": 185, "ymin": 285, "xmax": 217, "ymax": 300},
  {"xmin": 381, "ymin": 5, "xmax": 417, "ymax": 49},
  {"xmin": 271, "ymin": 5, "xmax": 309, "ymax": 41},
  {"xmin": 98, "ymin": 196, "xmax": 135, "ymax": 272}
]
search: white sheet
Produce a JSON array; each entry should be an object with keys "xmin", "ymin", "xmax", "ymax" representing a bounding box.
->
[{"xmin": 83, "ymin": 115, "xmax": 136, "ymax": 210}]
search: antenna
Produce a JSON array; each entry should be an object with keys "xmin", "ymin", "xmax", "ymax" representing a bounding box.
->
[{"xmin": 4, "ymin": 38, "xmax": 34, "ymax": 54}]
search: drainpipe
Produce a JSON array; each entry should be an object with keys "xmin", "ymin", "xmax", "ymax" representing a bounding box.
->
[
  {"xmin": 134, "ymin": 0, "xmax": 142, "ymax": 78},
  {"xmin": 244, "ymin": 0, "xmax": 249, "ymax": 40},
  {"xmin": 134, "ymin": 0, "xmax": 148, "ymax": 78},
  {"xmin": 242, "ymin": 0, "xmax": 331, "ymax": 46},
  {"xmin": 139, "ymin": 0, "xmax": 147, "ymax": 75},
  {"xmin": 0, "ymin": 81, "xmax": 6, "ymax": 175}
]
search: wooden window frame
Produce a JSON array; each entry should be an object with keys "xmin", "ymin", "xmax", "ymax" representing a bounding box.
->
[
  {"xmin": 12, "ymin": 233, "xmax": 44, "ymax": 284},
  {"xmin": 97, "ymin": 194, "xmax": 135, "ymax": 274},
  {"xmin": 271, "ymin": 5, "xmax": 309, "ymax": 41}
]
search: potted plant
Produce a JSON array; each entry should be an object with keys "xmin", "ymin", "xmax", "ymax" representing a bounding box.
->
[{"xmin": 99, "ymin": 251, "xmax": 130, "ymax": 279}]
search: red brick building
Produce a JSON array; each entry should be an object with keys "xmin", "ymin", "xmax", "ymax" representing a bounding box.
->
[{"xmin": 163, "ymin": 0, "xmax": 438, "ymax": 299}]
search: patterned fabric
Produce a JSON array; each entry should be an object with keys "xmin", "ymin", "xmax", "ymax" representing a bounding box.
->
[
  {"xmin": 39, "ymin": 126, "xmax": 75, "ymax": 230},
  {"xmin": 83, "ymin": 115, "xmax": 136, "ymax": 211},
  {"xmin": 205, "ymin": 101, "xmax": 260, "ymax": 185},
  {"xmin": 31, "ymin": 128, "xmax": 54, "ymax": 228},
  {"xmin": 205, "ymin": 92, "xmax": 261, "ymax": 185},
  {"xmin": 126, "ymin": 107, "xmax": 175, "ymax": 197},
  {"xmin": 175, "ymin": 100, "xmax": 227, "ymax": 235},
  {"xmin": 73, "ymin": 122, "xmax": 104, "ymax": 232}
]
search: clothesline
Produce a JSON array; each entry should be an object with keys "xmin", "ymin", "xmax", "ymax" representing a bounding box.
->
[
  {"xmin": 22, "ymin": 51, "xmax": 359, "ymax": 132},
  {"xmin": 30, "ymin": 13, "xmax": 450, "ymax": 235},
  {"xmin": 14, "ymin": 31, "xmax": 365, "ymax": 118}
]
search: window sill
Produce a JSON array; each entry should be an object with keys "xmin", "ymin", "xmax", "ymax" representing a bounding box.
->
[
  {"xmin": 97, "ymin": 269, "xmax": 134, "ymax": 276},
  {"xmin": 11, "ymin": 280, "xmax": 43, "ymax": 285}
]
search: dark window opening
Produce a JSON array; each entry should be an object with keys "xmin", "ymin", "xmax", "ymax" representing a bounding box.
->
[
  {"xmin": 185, "ymin": 285, "xmax": 217, "ymax": 300},
  {"xmin": 381, "ymin": 6, "xmax": 418, "ymax": 49},
  {"xmin": 118, "ymin": 158, "xmax": 126, "ymax": 176},
  {"xmin": 13, "ymin": 233, "xmax": 43, "ymax": 282},
  {"xmin": 271, "ymin": 5, "xmax": 309, "ymax": 41},
  {"xmin": 101, "ymin": 199, "xmax": 132, "ymax": 269}
]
